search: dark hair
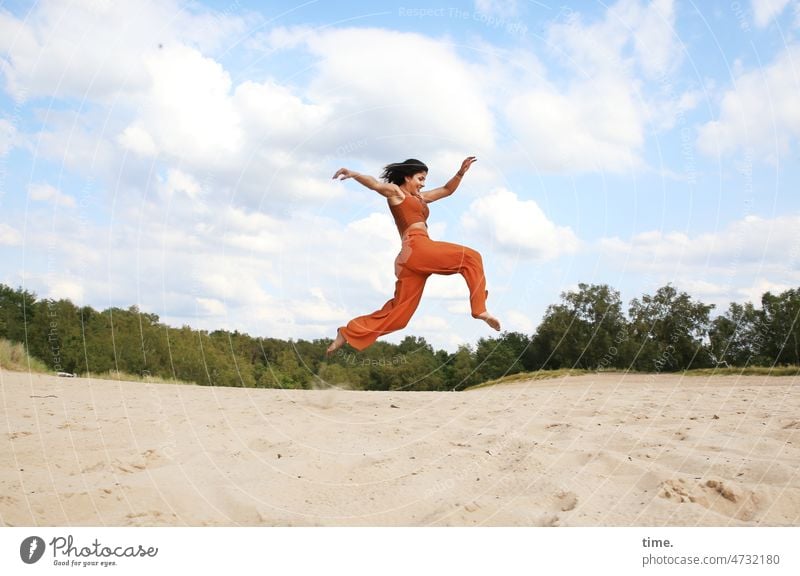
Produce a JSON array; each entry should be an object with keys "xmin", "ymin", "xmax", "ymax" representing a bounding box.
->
[{"xmin": 380, "ymin": 158, "xmax": 428, "ymax": 185}]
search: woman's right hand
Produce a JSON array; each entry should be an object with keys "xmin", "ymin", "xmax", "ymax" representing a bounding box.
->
[{"xmin": 333, "ymin": 167, "xmax": 354, "ymax": 180}]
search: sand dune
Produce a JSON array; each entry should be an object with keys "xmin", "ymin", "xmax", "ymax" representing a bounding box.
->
[{"xmin": 1, "ymin": 370, "xmax": 798, "ymax": 526}]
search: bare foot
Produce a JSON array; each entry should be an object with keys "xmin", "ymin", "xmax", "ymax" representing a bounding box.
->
[
  {"xmin": 477, "ymin": 312, "xmax": 501, "ymax": 331},
  {"xmin": 326, "ymin": 329, "xmax": 346, "ymax": 356}
]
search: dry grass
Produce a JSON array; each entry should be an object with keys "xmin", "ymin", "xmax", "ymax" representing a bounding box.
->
[
  {"xmin": 88, "ymin": 370, "xmax": 195, "ymax": 386},
  {"xmin": 683, "ymin": 365, "xmax": 800, "ymax": 377},
  {"xmin": 467, "ymin": 364, "xmax": 800, "ymax": 391},
  {"xmin": 465, "ymin": 368, "xmax": 591, "ymax": 391},
  {"xmin": 0, "ymin": 339, "xmax": 49, "ymax": 373}
]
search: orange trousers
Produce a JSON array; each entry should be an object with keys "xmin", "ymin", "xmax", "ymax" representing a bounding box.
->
[{"xmin": 340, "ymin": 228, "xmax": 488, "ymax": 351}]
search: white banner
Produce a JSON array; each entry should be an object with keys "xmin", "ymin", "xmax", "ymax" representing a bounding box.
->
[{"xmin": 1, "ymin": 527, "xmax": 798, "ymax": 575}]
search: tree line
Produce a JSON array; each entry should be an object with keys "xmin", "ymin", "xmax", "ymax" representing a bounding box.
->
[{"xmin": 1, "ymin": 282, "xmax": 798, "ymax": 391}]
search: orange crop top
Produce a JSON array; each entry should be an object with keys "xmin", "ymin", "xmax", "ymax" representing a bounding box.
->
[{"xmin": 389, "ymin": 193, "xmax": 430, "ymax": 236}]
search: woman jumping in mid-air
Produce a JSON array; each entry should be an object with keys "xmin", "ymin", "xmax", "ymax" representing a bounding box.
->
[{"xmin": 326, "ymin": 156, "xmax": 501, "ymax": 355}]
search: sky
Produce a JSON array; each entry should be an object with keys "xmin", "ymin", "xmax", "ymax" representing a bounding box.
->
[{"xmin": 0, "ymin": 0, "xmax": 799, "ymax": 352}]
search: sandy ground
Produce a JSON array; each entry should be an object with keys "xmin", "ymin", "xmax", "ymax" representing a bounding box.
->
[{"xmin": 1, "ymin": 370, "xmax": 799, "ymax": 526}]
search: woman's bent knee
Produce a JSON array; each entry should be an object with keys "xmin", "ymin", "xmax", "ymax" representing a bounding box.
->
[{"xmin": 465, "ymin": 247, "xmax": 483, "ymax": 266}]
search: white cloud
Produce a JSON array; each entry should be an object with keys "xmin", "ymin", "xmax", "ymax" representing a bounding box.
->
[
  {"xmin": 339, "ymin": 213, "xmax": 400, "ymax": 294},
  {"xmin": 132, "ymin": 45, "xmax": 243, "ymax": 167},
  {"xmin": 0, "ymin": 223, "xmax": 22, "ymax": 245},
  {"xmin": 0, "ymin": 118, "xmax": 16, "ymax": 155},
  {"xmin": 117, "ymin": 123, "xmax": 158, "ymax": 158},
  {"xmin": 196, "ymin": 297, "xmax": 226, "ymax": 316},
  {"xmin": 1, "ymin": 2, "xmax": 333, "ymax": 204},
  {"xmin": 9, "ymin": 1, "xmax": 694, "ymax": 219},
  {"xmin": 648, "ymin": 88, "xmax": 701, "ymax": 132},
  {"xmin": 224, "ymin": 229, "xmax": 282, "ymax": 255},
  {"xmin": 195, "ymin": 256, "xmax": 276, "ymax": 307},
  {"xmin": 602, "ymin": 215, "xmax": 800, "ymax": 263},
  {"xmin": 697, "ymin": 45, "xmax": 800, "ymax": 159},
  {"xmin": 233, "ymin": 79, "xmax": 329, "ymax": 144},
  {"xmin": 287, "ymin": 288, "xmax": 349, "ymax": 325},
  {"xmin": 159, "ymin": 169, "xmax": 203, "ymax": 201},
  {"xmin": 677, "ymin": 278, "xmax": 730, "ymax": 298},
  {"xmin": 250, "ymin": 25, "xmax": 499, "ymax": 180},
  {"xmin": 506, "ymin": 77, "xmax": 644, "ymax": 172},
  {"xmin": 474, "ymin": 0, "xmax": 519, "ymax": 18},
  {"xmin": 446, "ymin": 301, "xmax": 471, "ymax": 315},
  {"xmin": 407, "ymin": 315, "xmax": 450, "ymax": 332},
  {"xmin": 627, "ymin": 0, "xmax": 679, "ymax": 79},
  {"xmin": 28, "ymin": 183, "xmax": 76, "ymax": 208},
  {"xmin": 598, "ymin": 214, "xmax": 800, "ymax": 288},
  {"xmin": 0, "ymin": 0, "xmax": 247, "ymax": 101},
  {"xmin": 217, "ymin": 205, "xmax": 285, "ymax": 255},
  {"xmin": 425, "ymin": 275, "xmax": 476, "ymax": 301},
  {"xmin": 507, "ymin": 0, "xmax": 685, "ymax": 172},
  {"xmin": 299, "ymin": 27, "xmax": 496, "ymax": 159},
  {"xmin": 547, "ymin": 0, "xmax": 680, "ymax": 79},
  {"xmin": 504, "ymin": 308, "xmax": 535, "ymax": 333},
  {"xmin": 45, "ymin": 278, "xmax": 84, "ymax": 304},
  {"xmin": 752, "ymin": 0, "xmax": 791, "ymax": 27},
  {"xmin": 738, "ymin": 278, "xmax": 794, "ymax": 304},
  {"xmin": 462, "ymin": 188, "xmax": 579, "ymax": 260}
]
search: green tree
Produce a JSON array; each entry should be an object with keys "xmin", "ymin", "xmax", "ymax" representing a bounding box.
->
[
  {"xmin": 628, "ymin": 284, "xmax": 714, "ymax": 371},
  {"xmin": 165, "ymin": 326, "xmax": 209, "ymax": 384},
  {"xmin": 105, "ymin": 306, "xmax": 149, "ymax": 375},
  {"xmin": 273, "ymin": 347, "xmax": 309, "ymax": 388},
  {"xmin": 27, "ymin": 298, "xmax": 83, "ymax": 373},
  {"xmin": 709, "ymin": 302, "xmax": 762, "ymax": 366},
  {"xmin": 317, "ymin": 362, "xmax": 352, "ymax": 387},
  {"xmin": 357, "ymin": 336, "xmax": 442, "ymax": 391},
  {"xmin": 448, "ymin": 344, "xmax": 478, "ymax": 390},
  {"xmin": 759, "ymin": 289, "xmax": 800, "ymax": 365},
  {"xmin": 531, "ymin": 283, "xmax": 628, "ymax": 370},
  {"xmin": 80, "ymin": 305, "xmax": 116, "ymax": 374},
  {"xmin": 0, "ymin": 284, "xmax": 37, "ymax": 343},
  {"xmin": 473, "ymin": 332, "xmax": 529, "ymax": 382}
]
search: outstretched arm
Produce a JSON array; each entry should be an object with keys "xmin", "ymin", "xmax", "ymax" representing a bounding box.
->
[
  {"xmin": 420, "ymin": 156, "xmax": 477, "ymax": 203},
  {"xmin": 332, "ymin": 168, "xmax": 401, "ymax": 200}
]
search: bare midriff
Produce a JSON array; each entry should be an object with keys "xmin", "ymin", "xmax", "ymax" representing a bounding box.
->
[{"xmin": 405, "ymin": 221, "xmax": 427, "ymax": 233}]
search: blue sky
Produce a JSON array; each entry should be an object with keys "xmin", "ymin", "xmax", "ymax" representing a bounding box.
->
[{"xmin": 1, "ymin": 0, "xmax": 799, "ymax": 352}]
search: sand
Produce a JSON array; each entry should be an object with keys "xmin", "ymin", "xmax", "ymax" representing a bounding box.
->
[{"xmin": 1, "ymin": 370, "xmax": 798, "ymax": 526}]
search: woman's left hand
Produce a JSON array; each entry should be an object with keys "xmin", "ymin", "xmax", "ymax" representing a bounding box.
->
[{"xmin": 459, "ymin": 156, "xmax": 477, "ymax": 176}]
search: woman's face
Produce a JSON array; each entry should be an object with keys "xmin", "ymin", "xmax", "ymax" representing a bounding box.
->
[{"xmin": 406, "ymin": 171, "xmax": 427, "ymax": 193}]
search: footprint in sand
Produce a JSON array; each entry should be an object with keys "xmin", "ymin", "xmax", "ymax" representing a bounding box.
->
[
  {"xmin": 530, "ymin": 490, "xmax": 578, "ymax": 526},
  {"xmin": 113, "ymin": 449, "xmax": 164, "ymax": 474},
  {"xmin": 463, "ymin": 501, "xmax": 481, "ymax": 513},
  {"xmin": 660, "ymin": 478, "xmax": 694, "ymax": 503},
  {"xmin": 556, "ymin": 490, "xmax": 578, "ymax": 512},
  {"xmin": 545, "ymin": 423, "xmax": 571, "ymax": 430},
  {"xmin": 248, "ymin": 437, "xmax": 273, "ymax": 452},
  {"xmin": 248, "ymin": 438, "xmax": 296, "ymax": 458},
  {"xmin": 537, "ymin": 514, "xmax": 561, "ymax": 527},
  {"xmin": 80, "ymin": 462, "xmax": 107, "ymax": 474},
  {"xmin": 125, "ymin": 510, "xmax": 176, "ymax": 526},
  {"xmin": 659, "ymin": 478, "xmax": 759, "ymax": 521}
]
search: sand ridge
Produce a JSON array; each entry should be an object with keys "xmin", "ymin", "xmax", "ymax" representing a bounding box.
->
[{"xmin": 1, "ymin": 370, "xmax": 798, "ymax": 526}]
